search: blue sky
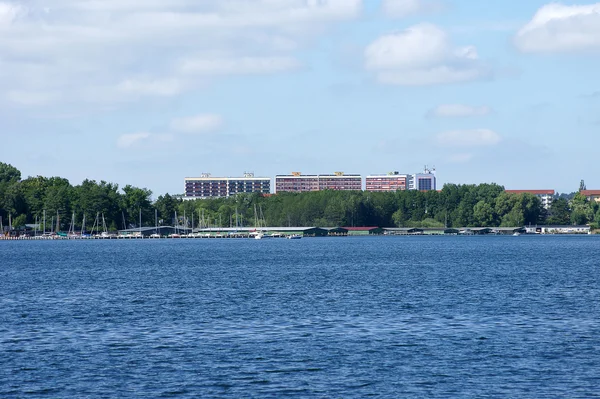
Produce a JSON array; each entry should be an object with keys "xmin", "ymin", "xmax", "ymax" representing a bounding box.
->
[{"xmin": 1, "ymin": 0, "xmax": 599, "ymax": 196}]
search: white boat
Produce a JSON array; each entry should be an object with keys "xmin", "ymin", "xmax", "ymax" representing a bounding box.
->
[
  {"xmin": 287, "ymin": 234, "xmax": 302, "ymax": 239},
  {"xmin": 513, "ymin": 232, "xmax": 521, "ymax": 236},
  {"xmin": 149, "ymin": 233, "xmax": 161, "ymax": 239},
  {"xmin": 254, "ymin": 231, "xmax": 274, "ymax": 240}
]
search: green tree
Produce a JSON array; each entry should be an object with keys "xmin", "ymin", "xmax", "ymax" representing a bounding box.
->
[
  {"xmin": 122, "ymin": 185, "xmax": 153, "ymax": 227},
  {"xmin": 154, "ymin": 194, "xmax": 179, "ymax": 225},
  {"xmin": 501, "ymin": 206, "xmax": 525, "ymax": 227},
  {"xmin": 570, "ymin": 193, "xmax": 593, "ymax": 225},
  {"xmin": 547, "ymin": 198, "xmax": 571, "ymax": 225},
  {"xmin": 0, "ymin": 163, "xmax": 22, "ymax": 220},
  {"xmin": 473, "ymin": 200, "xmax": 495, "ymax": 227},
  {"xmin": 73, "ymin": 180, "xmax": 122, "ymax": 230}
]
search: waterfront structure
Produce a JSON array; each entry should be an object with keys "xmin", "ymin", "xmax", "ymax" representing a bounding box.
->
[
  {"xmin": 184, "ymin": 173, "xmax": 270, "ymax": 199},
  {"xmin": 580, "ymin": 190, "xmax": 600, "ymax": 202},
  {"xmin": 524, "ymin": 225, "xmax": 591, "ymax": 234},
  {"xmin": 506, "ymin": 190, "xmax": 555, "ymax": 209},
  {"xmin": 366, "ymin": 172, "xmax": 408, "ymax": 192},
  {"xmin": 275, "ymin": 172, "xmax": 362, "ymax": 193}
]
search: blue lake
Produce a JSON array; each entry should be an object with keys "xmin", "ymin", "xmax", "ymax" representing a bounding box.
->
[{"xmin": 1, "ymin": 236, "xmax": 599, "ymax": 398}]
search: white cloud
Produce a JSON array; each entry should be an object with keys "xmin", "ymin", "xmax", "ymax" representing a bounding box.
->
[
  {"xmin": 435, "ymin": 129, "xmax": 501, "ymax": 147},
  {"xmin": 0, "ymin": 2, "xmax": 22, "ymax": 27},
  {"xmin": 117, "ymin": 132, "xmax": 151, "ymax": 149},
  {"xmin": 179, "ymin": 56, "xmax": 301, "ymax": 76},
  {"xmin": 382, "ymin": 0, "xmax": 443, "ymax": 18},
  {"xmin": 429, "ymin": 104, "xmax": 492, "ymax": 118},
  {"xmin": 170, "ymin": 114, "xmax": 223, "ymax": 134},
  {"xmin": 364, "ymin": 24, "xmax": 489, "ymax": 86},
  {"xmin": 119, "ymin": 113, "xmax": 223, "ymax": 150},
  {"xmin": 6, "ymin": 90, "xmax": 61, "ymax": 106},
  {"xmin": 116, "ymin": 132, "xmax": 174, "ymax": 149},
  {"xmin": 515, "ymin": 3, "xmax": 600, "ymax": 53},
  {"xmin": 117, "ymin": 78, "xmax": 184, "ymax": 97},
  {"xmin": 0, "ymin": 0, "xmax": 362, "ymax": 108},
  {"xmin": 447, "ymin": 153, "xmax": 474, "ymax": 163}
]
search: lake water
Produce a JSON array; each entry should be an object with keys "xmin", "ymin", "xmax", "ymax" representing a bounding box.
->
[{"xmin": 1, "ymin": 236, "xmax": 599, "ymax": 398}]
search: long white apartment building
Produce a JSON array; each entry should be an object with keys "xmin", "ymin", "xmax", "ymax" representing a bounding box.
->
[
  {"xmin": 366, "ymin": 167, "xmax": 437, "ymax": 192},
  {"xmin": 184, "ymin": 173, "xmax": 271, "ymax": 199},
  {"xmin": 275, "ymin": 172, "xmax": 362, "ymax": 193},
  {"xmin": 366, "ymin": 172, "xmax": 408, "ymax": 192}
]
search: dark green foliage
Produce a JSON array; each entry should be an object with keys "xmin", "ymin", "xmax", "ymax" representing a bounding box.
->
[{"xmin": 547, "ymin": 198, "xmax": 571, "ymax": 225}]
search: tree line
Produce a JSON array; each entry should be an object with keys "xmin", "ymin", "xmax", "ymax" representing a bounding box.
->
[{"xmin": 1, "ymin": 162, "xmax": 599, "ymax": 231}]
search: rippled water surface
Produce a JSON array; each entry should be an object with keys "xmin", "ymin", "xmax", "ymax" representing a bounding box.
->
[{"xmin": 1, "ymin": 236, "xmax": 600, "ymax": 398}]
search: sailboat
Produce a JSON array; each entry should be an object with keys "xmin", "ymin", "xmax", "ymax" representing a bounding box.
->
[
  {"xmin": 169, "ymin": 211, "xmax": 181, "ymax": 238},
  {"xmin": 81, "ymin": 213, "xmax": 91, "ymax": 238},
  {"xmin": 253, "ymin": 205, "xmax": 273, "ymax": 240},
  {"xmin": 67, "ymin": 212, "xmax": 78, "ymax": 239},
  {"xmin": 150, "ymin": 209, "xmax": 160, "ymax": 238},
  {"xmin": 99, "ymin": 213, "xmax": 115, "ymax": 238}
]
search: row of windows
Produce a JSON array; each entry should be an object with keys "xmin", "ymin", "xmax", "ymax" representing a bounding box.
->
[
  {"xmin": 366, "ymin": 180, "xmax": 407, "ymax": 183},
  {"xmin": 187, "ymin": 189, "xmax": 268, "ymax": 193},
  {"xmin": 187, "ymin": 183, "xmax": 269, "ymax": 185},
  {"xmin": 186, "ymin": 181, "xmax": 269, "ymax": 184}
]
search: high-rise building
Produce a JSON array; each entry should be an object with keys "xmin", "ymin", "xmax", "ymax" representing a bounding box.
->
[
  {"xmin": 275, "ymin": 172, "xmax": 362, "ymax": 193},
  {"xmin": 408, "ymin": 167, "xmax": 436, "ymax": 191},
  {"xmin": 365, "ymin": 172, "xmax": 408, "ymax": 192},
  {"xmin": 184, "ymin": 173, "xmax": 270, "ymax": 199}
]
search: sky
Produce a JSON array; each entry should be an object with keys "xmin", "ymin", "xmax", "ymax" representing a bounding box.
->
[{"xmin": 1, "ymin": 0, "xmax": 599, "ymax": 196}]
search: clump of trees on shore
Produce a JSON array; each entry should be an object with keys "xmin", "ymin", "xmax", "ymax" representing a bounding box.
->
[{"xmin": 1, "ymin": 162, "xmax": 599, "ymax": 231}]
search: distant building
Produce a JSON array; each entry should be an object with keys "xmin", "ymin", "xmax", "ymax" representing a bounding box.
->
[
  {"xmin": 275, "ymin": 172, "xmax": 362, "ymax": 193},
  {"xmin": 408, "ymin": 167, "xmax": 437, "ymax": 191},
  {"xmin": 505, "ymin": 190, "xmax": 555, "ymax": 209},
  {"xmin": 580, "ymin": 190, "xmax": 600, "ymax": 203},
  {"xmin": 184, "ymin": 173, "xmax": 270, "ymax": 199},
  {"xmin": 366, "ymin": 172, "xmax": 408, "ymax": 192},
  {"xmin": 524, "ymin": 225, "xmax": 590, "ymax": 235},
  {"xmin": 366, "ymin": 167, "xmax": 436, "ymax": 192}
]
